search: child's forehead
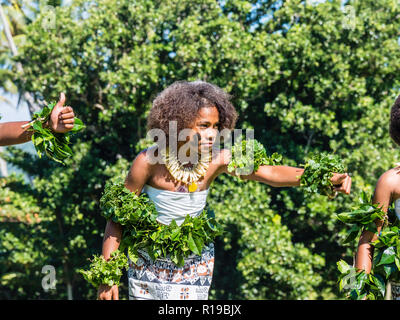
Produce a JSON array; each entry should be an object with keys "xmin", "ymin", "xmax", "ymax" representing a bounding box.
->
[{"xmin": 195, "ymin": 106, "xmax": 219, "ymax": 121}]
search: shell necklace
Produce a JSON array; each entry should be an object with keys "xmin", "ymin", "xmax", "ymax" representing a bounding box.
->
[{"xmin": 161, "ymin": 147, "xmax": 211, "ymax": 192}]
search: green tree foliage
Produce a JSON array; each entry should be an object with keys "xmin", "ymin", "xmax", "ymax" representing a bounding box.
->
[
  {"xmin": 0, "ymin": 0, "xmax": 63, "ymax": 102},
  {"xmin": 1, "ymin": 0, "xmax": 400, "ymax": 299}
]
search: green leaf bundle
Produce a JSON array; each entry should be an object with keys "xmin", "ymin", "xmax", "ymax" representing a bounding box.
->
[
  {"xmin": 299, "ymin": 152, "xmax": 346, "ymax": 197},
  {"xmin": 336, "ymin": 193, "xmax": 400, "ymax": 299},
  {"xmin": 27, "ymin": 102, "xmax": 85, "ymax": 164},
  {"xmin": 337, "ymin": 260, "xmax": 386, "ymax": 300},
  {"xmin": 227, "ymin": 137, "xmax": 282, "ymax": 180},
  {"xmin": 99, "ymin": 179, "xmax": 223, "ymax": 267},
  {"xmin": 77, "ymin": 249, "xmax": 128, "ymax": 288},
  {"xmin": 336, "ymin": 192, "xmax": 387, "ymax": 244}
]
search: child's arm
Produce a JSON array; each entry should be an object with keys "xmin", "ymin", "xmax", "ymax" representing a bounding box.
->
[
  {"xmin": 354, "ymin": 171, "xmax": 393, "ymax": 273},
  {"xmin": 0, "ymin": 121, "xmax": 33, "ymax": 146},
  {"xmin": 217, "ymin": 149, "xmax": 351, "ymax": 195},
  {"xmin": 0, "ymin": 93, "xmax": 75, "ymax": 146},
  {"xmin": 98, "ymin": 148, "xmax": 152, "ymax": 300}
]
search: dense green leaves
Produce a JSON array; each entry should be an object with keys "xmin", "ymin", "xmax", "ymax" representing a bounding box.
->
[
  {"xmin": 336, "ymin": 192, "xmax": 387, "ymax": 244},
  {"xmin": 299, "ymin": 153, "xmax": 346, "ymax": 198},
  {"xmin": 28, "ymin": 102, "xmax": 85, "ymax": 164},
  {"xmin": 336, "ymin": 195, "xmax": 400, "ymax": 299},
  {"xmin": 2, "ymin": 0, "xmax": 400, "ymax": 299},
  {"xmin": 99, "ymin": 179, "xmax": 223, "ymax": 267},
  {"xmin": 78, "ymin": 250, "xmax": 128, "ymax": 287},
  {"xmin": 227, "ymin": 137, "xmax": 282, "ymax": 179},
  {"xmin": 337, "ymin": 260, "xmax": 386, "ymax": 300}
]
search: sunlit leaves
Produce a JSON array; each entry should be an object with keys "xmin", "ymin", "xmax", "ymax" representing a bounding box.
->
[
  {"xmin": 336, "ymin": 194, "xmax": 400, "ymax": 298},
  {"xmin": 78, "ymin": 250, "xmax": 128, "ymax": 288},
  {"xmin": 2, "ymin": 0, "xmax": 400, "ymax": 300},
  {"xmin": 227, "ymin": 137, "xmax": 282, "ymax": 178},
  {"xmin": 299, "ymin": 153, "xmax": 346, "ymax": 197}
]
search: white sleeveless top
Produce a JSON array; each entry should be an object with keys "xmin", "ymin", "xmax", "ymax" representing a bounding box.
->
[
  {"xmin": 140, "ymin": 184, "xmax": 210, "ymax": 226},
  {"xmin": 395, "ymin": 199, "xmax": 400, "ymax": 220}
]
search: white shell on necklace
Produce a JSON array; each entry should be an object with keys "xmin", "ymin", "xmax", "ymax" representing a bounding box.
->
[{"xmin": 161, "ymin": 147, "xmax": 211, "ymax": 191}]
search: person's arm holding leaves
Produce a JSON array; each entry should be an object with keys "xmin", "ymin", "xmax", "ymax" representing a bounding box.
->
[
  {"xmin": 97, "ymin": 148, "xmax": 152, "ymax": 300},
  {"xmin": 354, "ymin": 172, "xmax": 392, "ymax": 273},
  {"xmin": 219, "ymin": 148, "xmax": 352, "ymax": 196},
  {"xmin": 97, "ymin": 218, "xmax": 123, "ymax": 300},
  {"xmin": 0, "ymin": 93, "xmax": 74, "ymax": 146}
]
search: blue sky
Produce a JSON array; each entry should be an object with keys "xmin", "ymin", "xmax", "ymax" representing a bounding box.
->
[{"xmin": 0, "ymin": 90, "xmax": 30, "ymax": 123}]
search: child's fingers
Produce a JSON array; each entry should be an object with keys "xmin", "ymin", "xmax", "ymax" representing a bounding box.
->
[
  {"xmin": 332, "ymin": 173, "xmax": 347, "ymax": 186},
  {"xmin": 338, "ymin": 173, "xmax": 348, "ymax": 183},
  {"xmin": 346, "ymin": 177, "xmax": 352, "ymax": 194},
  {"xmin": 337, "ymin": 176, "xmax": 351, "ymax": 195},
  {"xmin": 59, "ymin": 112, "xmax": 75, "ymax": 120},
  {"xmin": 60, "ymin": 118, "xmax": 75, "ymax": 124},
  {"xmin": 60, "ymin": 106, "xmax": 73, "ymax": 114},
  {"xmin": 113, "ymin": 286, "xmax": 119, "ymax": 300},
  {"xmin": 333, "ymin": 176, "xmax": 351, "ymax": 194},
  {"xmin": 341, "ymin": 176, "xmax": 350, "ymax": 194}
]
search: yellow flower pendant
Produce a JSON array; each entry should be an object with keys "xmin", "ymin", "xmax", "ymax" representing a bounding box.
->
[{"xmin": 188, "ymin": 182, "xmax": 198, "ymax": 192}]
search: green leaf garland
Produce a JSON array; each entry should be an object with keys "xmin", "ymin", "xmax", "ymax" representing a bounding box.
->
[
  {"xmin": 79, "ymin": 178, "xmax": 224, "ymax": 288},
  {"xmin": 336, "ymin": 192, "xmax": 400, "ymax": 299},
  {"xmin": 100, "ymin": 179, "xmax": 223, "ymax": 267},
  {"xmin": 227, "ymin": 137, "xmax": 282, "ymax": 180}
]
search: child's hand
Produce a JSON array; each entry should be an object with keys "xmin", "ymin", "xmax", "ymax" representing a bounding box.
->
[
  {"xmin": 47, "ymin": 92, "xmax": 75, "ymax": 133},
  {"xmin": 330, "ymin": 173, "xmax": 352, "ymax": 196},
  {"xmin": 97, "ymin": 284, "xmax": 119, "ymax": 300}
]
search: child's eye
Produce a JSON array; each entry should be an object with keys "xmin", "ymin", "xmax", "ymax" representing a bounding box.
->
[{"xmin": 199, "ymin": 124, "xmax": 218, "ymax": 129}]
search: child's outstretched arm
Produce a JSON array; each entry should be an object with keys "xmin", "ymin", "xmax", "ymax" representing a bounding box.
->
[
  {"xmin": 354, "ymin": 172, "xmax": 392, "ymax": 273},
  {"xmin": 217, "ymin": 148, "xmax": 352, "ymax": 195},
  {"xmin": 0, "ymin": 93, "xmax": 74, "ymax": 146}
]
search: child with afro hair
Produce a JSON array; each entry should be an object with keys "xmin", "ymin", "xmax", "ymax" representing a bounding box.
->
[{"xmin": 98, "ymin": 80, "xmax": 352, "ymax": 300}]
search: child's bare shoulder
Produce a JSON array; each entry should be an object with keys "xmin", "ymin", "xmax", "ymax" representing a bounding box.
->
[
  {"xmin": 376, "ymin": 167, "xmax": 400, "ymax": 194},
  {"xmin": 132, "ymin": 145, "xmax": 159, "ymax": 169}
]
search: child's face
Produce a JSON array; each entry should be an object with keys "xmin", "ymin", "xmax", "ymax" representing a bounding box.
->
[{"xmin": 182, "ymin": 106, "xmax": 220, "ymax": 154}]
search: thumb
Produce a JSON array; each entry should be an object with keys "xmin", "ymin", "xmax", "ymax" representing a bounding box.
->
[
  {"xmin": 334, "ymin": 173, "xmax": 348, "ymax": 183},
  {"xmin": 54, "ymin": 92, "xmax": 66, "ymax": 108}
]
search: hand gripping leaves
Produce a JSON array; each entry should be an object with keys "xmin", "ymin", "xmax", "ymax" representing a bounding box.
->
[
  {"xmin": 25, "ymin": 102, "xmax": 85, "ymax": 164},
  {"xmin": 79, "ymin": 179, "xmax": 223, "ymax": 287},
  {"xmin": 336, "ymin": 192, "xmax": 400, "ymax": 300},
  {"xmin": 227, "ymin": 137, "xmax": 282, "ymax": 180},
  {"xmin": 227, "ymin": 138, "xmax": 345, "ymax": 198},
  {"xmin": 299, "ymin": 153, "xmax": 346, "ymax": 198},
  {"xmin": 78, "ymin": 250, "xmax": 128, "ymax": 288}
]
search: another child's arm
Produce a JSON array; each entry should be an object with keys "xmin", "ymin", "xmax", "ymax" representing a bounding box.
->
[
  {"xmin": 0, "ymin": 93, "xmax": 75, "ymax": 146},
  {"xmin": 354, "ymin": 171, "xmax": 393, "ymax": 273},
  {"xmin": 98, "ymin": 148, "xmax": 152, "ymax": 300}
]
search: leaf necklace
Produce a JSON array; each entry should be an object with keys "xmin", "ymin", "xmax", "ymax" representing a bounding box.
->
[{"xmin": 160, "ymin": 147, "xmax": 211, "ymax": 192}]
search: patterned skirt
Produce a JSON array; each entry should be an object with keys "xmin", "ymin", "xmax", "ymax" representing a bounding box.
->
[
  {"xmin": 391, "ymin": 281, "xmax": 400, "ymax": 300},
  {"xmin": 127, "ymin": 243, "xmax": 215, "ymax": 300}
]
